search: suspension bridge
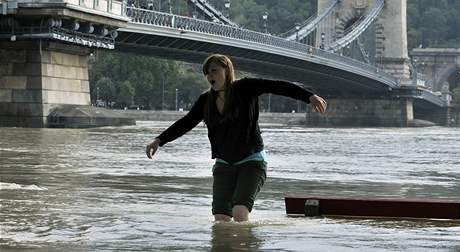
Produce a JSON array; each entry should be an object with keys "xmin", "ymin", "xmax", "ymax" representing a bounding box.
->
[{"xmin": 0, "ymin": 0, "xmax": 455, "ymax": 127}]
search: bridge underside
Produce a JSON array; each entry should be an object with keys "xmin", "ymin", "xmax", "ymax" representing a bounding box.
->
[
  {"xmin": 1, "ymin": 3, "xmax": 450, "ymax": 127},
  {"xmin": 114, "ymin": 30, "xmax": 452, "ymax": 126},
  {"xmin": 115, "ymin": 31, "xmax": 393, "ymax": 99}
]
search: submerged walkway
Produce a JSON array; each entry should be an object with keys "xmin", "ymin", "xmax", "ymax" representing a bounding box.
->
[{"xmin": 117, "ymin": 110, "xmax": 307, "ymax": 125}]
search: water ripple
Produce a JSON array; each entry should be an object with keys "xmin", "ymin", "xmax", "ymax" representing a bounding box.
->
[{"xmin": 1, "ymin": 123, "xmax": 459, "ymax": 251}]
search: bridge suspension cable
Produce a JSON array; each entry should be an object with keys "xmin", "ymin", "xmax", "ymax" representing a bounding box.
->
[
  {"xmin": 283, "ymin": 0, "xmax": 338, "ymax": 41},
  {"xmin": 122, "ymin": 5, "xmax": 448, "ymax": 108},
  {"xmin": 125, "ymin": 7, "xmax": 398, "ymax": 89},
  {"xmin": 327, "ymin": 0, "xmax": 384, "ymax": 52},
  {"xmin": 187, "ymin": 0, "xmax": 238, "ymax": 27},
  {"xmin": 357, "ymin": 37, "xmax": 371, "ymax": 64}
]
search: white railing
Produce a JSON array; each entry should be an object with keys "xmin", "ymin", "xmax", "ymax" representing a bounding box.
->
[
  {"xmin": 187, "ymin": 0, "xmax": 237, "ymax": 27},
  {"xmin": 126, "ymin": 7, "xmax": 399, "ymax": 88}
]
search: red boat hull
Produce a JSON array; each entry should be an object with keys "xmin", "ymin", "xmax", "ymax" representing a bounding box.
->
[{"xmin": 285, "ymin": 195, "xmax": 460, "ymax": 219}]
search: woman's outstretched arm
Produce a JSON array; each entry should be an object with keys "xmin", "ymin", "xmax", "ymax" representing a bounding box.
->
[
  {"xmin": 146, "ymin": 93, "xmax": 207, "ymax": 159},
  {"xmin": 241, "ymin": 77, "xmax": 327, "ymax": 113}
]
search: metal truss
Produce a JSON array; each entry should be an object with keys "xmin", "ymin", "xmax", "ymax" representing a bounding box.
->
[
  {"xmin": 327, "ymin": 0, "xmax": 384, "ymax": 52},
  {"xmin": 187, "ymin": 0, "xmax": 237, "ymax": 27},
  {"xmin": 284, "ymin": 0, "xmax": 338, "ymax": 41}
]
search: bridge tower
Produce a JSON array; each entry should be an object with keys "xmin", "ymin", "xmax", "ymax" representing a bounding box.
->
[{"xmin": 317, "ymin": 0, "xmax": 410, "ymax": 84}]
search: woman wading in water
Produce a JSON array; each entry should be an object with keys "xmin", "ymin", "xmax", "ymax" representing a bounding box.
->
[{"xmin": 146, "ymin": 54, "xmax": 327, "ymax": 222}]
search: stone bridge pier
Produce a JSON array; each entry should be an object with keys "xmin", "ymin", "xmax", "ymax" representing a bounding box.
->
[
  {"xmin": 0, "ymin": 41, "xmax": 90, "ymax": 127},
  {"xmin": 312, "ymin": 0, "xmax": 417, "ymax": 126},
  {"xmin": 317, "ymin": 0, "xmax": 411, "ymax": 84},
  {"xmin": 0, "ymin": 0, "xmax": 135, "ymax": 127},
  {"xmin": 304, "ymin": 98, "xmax": 415, "ymax": 127}
]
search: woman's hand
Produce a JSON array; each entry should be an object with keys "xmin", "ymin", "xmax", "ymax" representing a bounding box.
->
[
  {"xmin": 309, "ymin": 95, "xmax": 327, "ymax": 114},
  {"xmin": 146, "ymin": 138, "xmax": 161, "ymax": 159}
]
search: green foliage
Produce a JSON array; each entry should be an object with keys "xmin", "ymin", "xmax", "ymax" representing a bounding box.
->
[
  {"xmin": 208, "ymin": 0, "xmax": 314, "ymax": 35},
  {"xmin": 407, "ymin": 0, "xmax": 460, "ymax": 48},
  {"xmin": 117, "ymin": 80, "xmax": 135, "ymax": 108},
  {"xmin": 89, "ymin": 51, "xmax": 208, "ymax": 110},
  {"xmin": 452, "ymin": 87, "xmax": 460, "ymax": 104},
  {"xmin": 95, "ymin": 77, "xmax": 115, "ymax": 105}
]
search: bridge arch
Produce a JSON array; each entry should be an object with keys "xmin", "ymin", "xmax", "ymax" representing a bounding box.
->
[
  {"xmin": 437, "ymin": 64, "xmax": 460, "ymax": 93},
  {"xmin": 336, "ymin": 11, "xmax": 359, "ymax": 38},
  {"xmin": 411, "ymin": 48, "xmax": 460, "ymax": 93}
]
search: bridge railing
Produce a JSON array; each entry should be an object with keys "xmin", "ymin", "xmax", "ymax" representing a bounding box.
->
[
  {"xmin": 129, "ymin": 7, "xmax": 305, "ymax": 51},
  {"xmin": 283, "ymin": 0, "xmax": 338, "ymax": 41},
  {"xmin": 327, "ymin": 0, "xmax": 384, "ymax": 52},
  {"xmin": 396, "ymin": 86, "xmax": 447, "ymax": 107},
  {"xmin": 127, "ymin": 7, "xmax": 398, "ymax": 86},
  {"xmin": 187, "ymin": 0, "xmax": 238, "ymax": 27}
]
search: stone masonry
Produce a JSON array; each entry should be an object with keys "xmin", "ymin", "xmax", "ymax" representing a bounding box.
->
[
  {"xmin": 317, "ymin": 0, "xmax": 411, "ymax": 83},
  {"xmin": 411, "ymin": 48, "xmax": 460, "ymax": 92},
  {"xmin": 313, "ymin": 0, "xmax": 418, "ymax": 126},
  {"xmin": 0, "ymin": 41, "xmax": 91, "ymax": 127},
  {"xmin": 305, "ymin": 98, "xmax": 414, "ymax": 127}
]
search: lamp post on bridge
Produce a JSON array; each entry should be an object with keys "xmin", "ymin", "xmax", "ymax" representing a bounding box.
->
[
  {"xmin": 320, "ymin": 32, "xmax": 325, "ymax": 50},
  {"xmin": 96, "ymin": 87, "xmax": 100, "ymax": 106},
  {"xmin": 162, "ymin": 78, "xmax": 165, "ymax": 110},
  {"xmin": 175, "ymin": 88, "xmax": 178, "ymax": 111},
  {"xmin": 224, "ymin": 0, "xmax": 231, "ymax": 19},
  {"xmin": 262, "ymin": 11, "xmax": 270, "ymax": 112},
  {"xmin": 295, "ymin": 23, "xmax": 300, "ymax": 42},
  {"xmin": 412, "ymin": 58, "xmax": 418, "ymax": 86},
  {"xmin": 262, "ymin": 11, "xmax": 268, "ymax": 34}
]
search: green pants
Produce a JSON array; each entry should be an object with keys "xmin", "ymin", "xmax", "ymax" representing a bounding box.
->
[{"xmin": 212, "ymin": 161, "xmax": 267, "ymax": 217}]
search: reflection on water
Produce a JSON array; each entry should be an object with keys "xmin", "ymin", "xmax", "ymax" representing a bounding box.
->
[
  {"xmin": 0, "ymin": 122, "xmax": 459, "ymax": 251},
  {"xmin": 211, "ymin": 222, "xmax": 262, "ymax": 251}
]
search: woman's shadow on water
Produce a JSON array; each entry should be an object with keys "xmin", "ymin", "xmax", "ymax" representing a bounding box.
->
[{"xmin": 210, "ymin": 222, "xmax": 263, "ymax": 251}]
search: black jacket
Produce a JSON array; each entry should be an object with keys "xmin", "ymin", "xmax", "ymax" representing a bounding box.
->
[{"xmin": 157, "ymin": 77, "xmax": 314, "ymax": 163}]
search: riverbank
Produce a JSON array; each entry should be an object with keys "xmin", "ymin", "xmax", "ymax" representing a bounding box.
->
[
  {"xmin": 116, "ymin": 109, "xmax": 460, "ymax": 127},
  {"xmin": 117, "ymin": 110, "xmax": 307, "ymax": 125}
]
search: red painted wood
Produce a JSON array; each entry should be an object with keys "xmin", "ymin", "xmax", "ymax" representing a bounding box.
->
[{"xmin": 285, "ymin": 195, "xmax": 460, "ymax": 219}]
